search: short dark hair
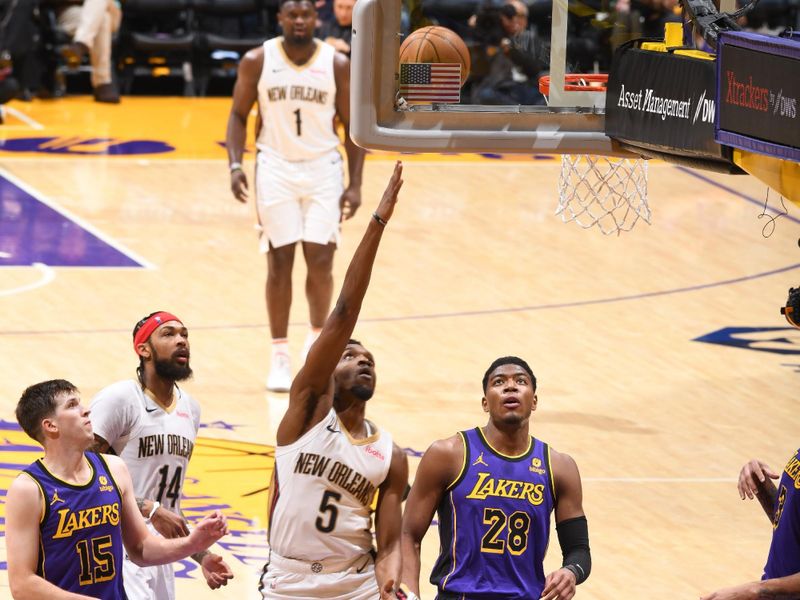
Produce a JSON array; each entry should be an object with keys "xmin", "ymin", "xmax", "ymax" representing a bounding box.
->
[
  {"xmin": 482, "ymin": 356, "xmax": 536, "ymax": 392},
  {"xmin": 279, "ymin": 0, "xmax": 316, "ymax": 8},
  {"xmin": 17, "ymin": 379, "xmax": 78, "ymax": 444},
  {"xmin": 347, "ymin": 338, "xmax": 362, "ymax": 347}
]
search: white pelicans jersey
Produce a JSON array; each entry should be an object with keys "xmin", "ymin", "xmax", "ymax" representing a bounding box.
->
[
  {"xmin": 256, "ymin": 37, "xmax": 340, "ymax": 161},
  {"xmin": 268, "ymin": 408, "xmax": 394, "ymax": 561},
  {"xmin": 90, "ymin": 380, "xmax": 201, "ymax": 514}
]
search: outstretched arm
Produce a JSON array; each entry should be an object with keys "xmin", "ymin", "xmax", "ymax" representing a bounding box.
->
[
  {"xmin": 226, "ymin": 48, "xmax": 263, "ymax": 203},
  {"xmin": 276, "ymin": 162, "xmax": 404, "ymax": 446},
  {"xmin": 700, "ymin": 573, "xmax": 800, "ymax": 600},
  {"xmin": 111, "ymin": 456, "xmax": 228, "ymax": 566},
  {"xmin": 334, "ymin": 51, "xmax": 366, "ymax": 220},
  {"xmin": 400, "ymin": 436, "xmax": 462, "ymax": 597},
  {"xmin": 375, "ymin": 444, "xmax": 410, "ymax": 598},
  {"xmin": 541, "ymin": 450, "xmax": 590, "ymax": 600}
]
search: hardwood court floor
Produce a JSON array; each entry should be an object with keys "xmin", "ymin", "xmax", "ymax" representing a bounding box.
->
[{"xmin": 0, "ymin": 96, "xmax": 798, "ymax": 599}]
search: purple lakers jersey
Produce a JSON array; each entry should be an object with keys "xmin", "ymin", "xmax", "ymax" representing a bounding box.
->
[
  {"xmin": 431, "ymin": 428, "xmax": 556, "ymax": 600},
  {"xmin": 763, "ymin": 447, "xmax": 800, "ymax": 580},
  {"xmin": 24, "ymin": 452, "xmax": 127, "ymax": 599}
]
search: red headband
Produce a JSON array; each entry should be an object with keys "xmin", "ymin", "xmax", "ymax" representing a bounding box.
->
[{"xmin": 133, "ymin": 312, "xmax": 182, "ymax": 352}]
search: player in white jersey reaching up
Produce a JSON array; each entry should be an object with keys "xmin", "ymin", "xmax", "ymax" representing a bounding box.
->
[
  {"xmin": 226, "ymin": 0, "xmax": 366, "ymax": 392},
  {"xmin": 89, "ymin": 311, "xmax": 233, "ymax": 599},
  {"xmin": 259, "ymin": 162, "xmax": 408, "ymax": 600}
]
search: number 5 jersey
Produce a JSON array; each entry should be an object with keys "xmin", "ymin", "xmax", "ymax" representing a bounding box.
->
[{"xmin": 267, "ymin": 407, "xmax": 394, "ymax": 562}]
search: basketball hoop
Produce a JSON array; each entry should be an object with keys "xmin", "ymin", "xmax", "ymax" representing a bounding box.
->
[{"xmin": 539, "ymin": 75, "xmax": 651, "ymax": 235}]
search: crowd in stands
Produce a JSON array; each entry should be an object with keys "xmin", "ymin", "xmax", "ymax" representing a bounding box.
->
[{"xmin": 0, "ymin": 0, "xmax": 797, "ymax": 110}]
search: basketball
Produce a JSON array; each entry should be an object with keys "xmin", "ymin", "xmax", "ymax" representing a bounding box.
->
[{"xmin": 399, "ymin": 26, "xmax": 471, "ymax": 85}]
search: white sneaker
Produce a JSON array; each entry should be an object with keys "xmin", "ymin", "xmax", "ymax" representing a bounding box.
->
[{"xmin": 267, "ymin": 352, "xmax": 291, "ymax": 392}]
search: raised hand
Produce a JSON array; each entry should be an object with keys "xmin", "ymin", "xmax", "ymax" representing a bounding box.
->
[
  {"xmin": 188, "ymin": 510, "xmax": 229, "ymax": 552},
  {"xmin": 374, "ymin": 162, "xmax": 404, "ymax": 225},
  {"xmin": 738, "ymin": 459, "xmax": 779, "ymax": 500},
  {"xmin": 201, "ymin": 552, "xmax": 234, "ymax": 590}
]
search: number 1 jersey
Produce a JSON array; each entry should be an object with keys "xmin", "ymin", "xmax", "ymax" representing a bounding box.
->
[
  {"xmin": 256, "ymin": 37, "xmax": 340, "ymax": 162},
  {"xmin": 268, "ymin": 407, "xmax": 393, "ymax": 562},
  {"xmin": 90, "ymin": 380, "xmax": 201, "ymax": 514}
]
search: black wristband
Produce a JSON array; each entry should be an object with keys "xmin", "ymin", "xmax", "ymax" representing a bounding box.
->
[
  {"xmin": 372, "ymin": 212, "xmax": 387, "ymax": 227},
  {"xmin": 557, "ymin": 515, "xmax": 591, "ymax": 585}
]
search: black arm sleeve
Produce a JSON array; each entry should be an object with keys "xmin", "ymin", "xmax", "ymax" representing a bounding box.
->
[{"xmin": 556, "ymin": 516, "xmax": 591, "ymax": 584}]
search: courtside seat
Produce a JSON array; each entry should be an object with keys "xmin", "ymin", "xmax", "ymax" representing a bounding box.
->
[
  {"xmin": 192, "ymin": 0, "xmax": 271, "ymax": 95},
  {"xmin": 38, "ymin": 0, "xmax": 96, "ymax": 97},
  {"xmin": 118, "ymin": 0, "xmax": 196, "ymax": 95}
]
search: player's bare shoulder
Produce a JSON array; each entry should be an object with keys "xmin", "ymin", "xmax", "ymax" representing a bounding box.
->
[
  {"xmin": 8, "ymin": 471, "xmax": 41, "ymax": 500},
  {"xmin": 420, "ymin": 434, "xmax": 465, "ymax": 487},
  {"xmin": 549, "ymin": 446, "xmax": 580, "ymax": 473},
  {"xmin": 239, "ymin": 45, "xmax": 266, "ymax": 76},
  {"xmin": 332, "ymin": 50, "xmax": 351, "ymax": 81},
  {"xmin": 549, "ymin": 446, "xmax": 583, "ymax": 492},
  {"xmin": 99, "ymin": 453, "xmax": 132, "ymax": 487}
]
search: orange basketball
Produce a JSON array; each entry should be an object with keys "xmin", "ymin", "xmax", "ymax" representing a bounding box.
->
[{"xmin": 399, "ymin": 26, "xmax": 470, "ymax": 85}]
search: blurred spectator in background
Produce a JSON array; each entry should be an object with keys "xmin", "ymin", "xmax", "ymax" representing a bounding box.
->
[
  {"xmin": 56, "ymin": 0, "xmax": 121, "ymax": 102},
  {"xmin": 0, "ymin": 0, "xmax": 40, "ymax": 102},
  {"xmin": 315, "ymin": 0, "xmax": 332, "ymax": 27},
  {"xmin": 318, "ymin": 0, "xmax": 354, "ymax": 55},
  {"xmin": 469, "ymin": 0, "xmax": 546, "ymax": 105}
]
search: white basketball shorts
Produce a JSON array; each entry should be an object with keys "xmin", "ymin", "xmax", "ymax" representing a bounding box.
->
[
  {"xmin": 255, "ymin": 149, "xmax": 345, "ymax": 251},
  {"xmin": 122, "ymin": 556, "xmax": 175, "ymax": 600},
  {"xmin": 259, "ymin": 551, "xmax": 380, "ymax": 600}
]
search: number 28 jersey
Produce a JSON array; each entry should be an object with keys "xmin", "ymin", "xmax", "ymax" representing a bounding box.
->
[
  {"xmin": 268, "ymin": 408, "xmax": 394, "ymax": 562},
  {"xmin": 432, "ymin": 428, "xmax": 556, "ymax": 600},
  {"xmin": 256, "ymin": 37, "xmax": 340, "ymax": 162},
  {"xmin": 90, "ymin": 380, "xmax": 201, "ymax": 514}
]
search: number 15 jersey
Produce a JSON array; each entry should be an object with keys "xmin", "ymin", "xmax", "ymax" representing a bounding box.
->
[
  {"xmin": 268, "ymin": 408, "xmax": 394, "ymax": 562},
  {"xmin": 90, "ymin": 380, "xmax": 201, "ymax": 515}
]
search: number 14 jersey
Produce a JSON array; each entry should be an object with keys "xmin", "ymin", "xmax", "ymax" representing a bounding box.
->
[
  {"xmin": 90, "ymin": 380, "xmax": 201, "ymax": 515},
  {"xmin": 268, "ymin": 408, "xmax": 394, "ymax": 562}
]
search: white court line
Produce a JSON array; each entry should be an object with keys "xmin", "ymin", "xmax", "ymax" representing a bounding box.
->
[
  {"xmin": 0, "ymin": 167, "xmax": 156, "ymax": 270},
  {"xmin": 584, "ymin": 477, "xmax": 736, "ymax": 483},
  {"xmin": 3, "ymin": 106, "xmax": 45, "ymax": 130},
  {"xmin": 0, "ymin": 263, "xmax": 55, "ymax": 296}
]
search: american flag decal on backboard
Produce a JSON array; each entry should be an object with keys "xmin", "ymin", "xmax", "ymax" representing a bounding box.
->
[{"xmin": 399, "ymin": 63, "xmax": 461, "ymax": 103}]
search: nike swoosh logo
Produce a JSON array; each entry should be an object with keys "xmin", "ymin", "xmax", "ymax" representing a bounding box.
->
[
  {"xmin": 145, "ymin": 407, "xmax": 158, "ymax": 413},
  {"xmin": 325, "ymin": 424, "xmax": 340, "ymax": 434},
  {"xmin": 272, "ymin": 68, "xmax": 286, "ymax": 73},
  {"xmin": 355, "ymin": 558, "xmax": 370, "ymax": 573}
]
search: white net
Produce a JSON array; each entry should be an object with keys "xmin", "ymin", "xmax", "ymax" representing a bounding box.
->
[{"xmin": 557, "ymin": 154, "xmax": 650, "ymax": 235}]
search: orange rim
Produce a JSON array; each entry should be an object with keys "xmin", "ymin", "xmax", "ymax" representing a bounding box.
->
[{"xmin": 538, "ymin": 74, "xmax": 609, "ymax": 96}]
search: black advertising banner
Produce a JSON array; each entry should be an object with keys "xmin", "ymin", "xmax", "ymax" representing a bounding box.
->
[
  {"xmin": 717, "ymin": 31, "xmax": 800, "ymax": 161},
  {"xmin": 605, "ymin": 47, "xmax": 723, "ymax": 160}
]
